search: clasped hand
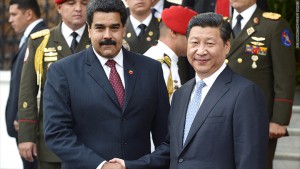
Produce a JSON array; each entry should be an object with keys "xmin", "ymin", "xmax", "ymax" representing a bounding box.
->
[{"xmin": 102, "ymin": 158, "xmax": 125, "ymax": 169}]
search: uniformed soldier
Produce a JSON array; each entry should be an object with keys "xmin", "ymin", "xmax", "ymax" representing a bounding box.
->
[
  {"xmin": 124, "ymin": 0, "xmax": 160, "ymax": 54},
  {"xmin": 144, "ymin": 6, "xmax": 197, "ymax": 100},
  {"xmin": 18, "ymin": 0, "xmax": 90, "ymax": 168},
  {"xmin": 226, "ymin": 0, "xmax": 295, "ymax": 169}
]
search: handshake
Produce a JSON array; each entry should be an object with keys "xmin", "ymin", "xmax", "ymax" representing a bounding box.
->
[{"xmin": 102, "ymin": 158, "xmax": 126, "ymax": 169}]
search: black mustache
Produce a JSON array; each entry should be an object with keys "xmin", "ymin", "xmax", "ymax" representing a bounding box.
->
[{"xmin": 99, "ymin": 39, "xmax": 117, "ymax": 46}]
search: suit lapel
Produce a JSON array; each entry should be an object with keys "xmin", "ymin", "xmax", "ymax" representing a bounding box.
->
[
  {"xmin": 181, "ymin": 67, "xmax": 232, "ymax": 151},
  {"xmin": 122, "ymin": 49, "xmax": 137, "ymax": 113},
  {"xmin": 86, "ymin": 47, "xmax": 121, "ymax": 109},
  {"xmin": 228, "ymin": 8, "xmax": 262, "ymax": 57}
]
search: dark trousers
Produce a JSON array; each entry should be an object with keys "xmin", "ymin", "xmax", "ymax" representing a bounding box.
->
[
  {"xmin": 38, "ymin": 161, "xmax": 61, "ymax": 169},
  {"xmin": 267, "ymin": 139, "xmax": 278, "ymax": 169},
  {"xmin": 15, "ymin": 139, "xmax": 38, "ymax": 169}
]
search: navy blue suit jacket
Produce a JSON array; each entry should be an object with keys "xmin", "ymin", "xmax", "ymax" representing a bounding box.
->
[
  {"xmin": 5, "ymin": 21, "xmax": 47, "ymax": 138},
  {"xmin": 126, "ymin": 66, "xmax": 269, "ymax": 169},
  {"xmin": 43, "ymin": 47, "xmax": 170, "ymax": 168}
]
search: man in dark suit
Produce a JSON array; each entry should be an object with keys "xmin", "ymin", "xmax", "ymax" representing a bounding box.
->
[
  {"xmin": 182, "ymin": 0, "xmax": 268, "ymax": 15},
  {"xmin": 124, "ymin": 0, "xmax": 160, "ymax": 54},
  {"xmin": 6, "ymin": 0, "xmax": 47, "ymax": 168},
  {"xmin": 227, "ymin": 0, "xmax": 295, "ymax": 168},
  {"xmin": 111, "ymin": 13, "xmax": 269, "ymax": 169},
  {"xmin": 43, "ymin": 0, "xmax": 169, "ymax": 168},
  {"xmin": 18, "ymin": 0, "xmax": 90, "ymax": 168}
]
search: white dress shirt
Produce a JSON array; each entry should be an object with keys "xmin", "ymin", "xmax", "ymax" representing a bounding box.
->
[
  {"xmin": 190, "ymin": 62, "xmax": 227, "ymax": 108},
  {"xmin": 61, "ymin": 22, "xmax": 86, "ymax": 48},
  {"xmin": 152, "ymin": 0, "xmax": 164, "ymax": 18},
  {"xmin": 129, "ymin": 14, "xmax": 152, "ymax": 36},
  {"xmin": 93, "ymin": 48, "xmax": 125, "ymax": 88},
  {"xmin": 232, "ymin": 3, "xmax": 257, "ymax": 30}
]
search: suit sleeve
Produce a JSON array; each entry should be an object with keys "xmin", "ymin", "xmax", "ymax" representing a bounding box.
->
[
  {"xmin": 270, "ymin": 18, "xmax": 295, "ymax": 125},
  {"xmin": 126, "ymin": 84, "xmax": 176, "ymax": 169},
  {"xmin": 151, "ymin": 62, "xmax": 170, "ymax": 148},
  {"xmin": 18, "ymin": 38, "xmax": 39, "ymax": 143},
  {"xmin": 43, "ymin": 62, "xmax": 105, "ymax": 168},
  {"xmin": 233, "ymin": 83, "xmax": 269, "ymax": 169}
]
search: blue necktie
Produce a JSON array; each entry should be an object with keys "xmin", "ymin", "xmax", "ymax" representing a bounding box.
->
[{"xmin": 183, "ymin": 80, "xmax": 206, "ymax": 144}]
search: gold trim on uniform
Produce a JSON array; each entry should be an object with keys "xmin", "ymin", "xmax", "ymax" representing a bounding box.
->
[
  {"xmin": 127, "ymin": 33, "xmax": 131, "ymax": 38},
  {"xmin": 251, "ymin": 41, "xmax": 265, "ymax": 46},
  {"xmin": 251, "ymin": 37, "xmax": 265, "ymax": 41},
  {"xmin": 262, "ymin": 12, "xmax": 281, "ymax": 20},
  {"xmin": 237, "ymin": 58, "xmax": 243, "ymax": 63},
  {"xmin": 148, "ymin": 31, "xmax": 154, "ymax": 36},
  {"xmin": 44, "ymin": 56, "xmax": 58, "ymax": 62},
  {"xmin": 86, "ymin": 45, "xmax": 90, "ymax": 48},
  {"xmin": 30, "ymin": 29, "xmax": 50, "ymax": 39},
  {"xmin": 23, "ymin": 102, "xmax": 28, "ymax": 109},
  {"xmin": 44, "ymin": 52, "xmax": 58, "ymax": 57}
]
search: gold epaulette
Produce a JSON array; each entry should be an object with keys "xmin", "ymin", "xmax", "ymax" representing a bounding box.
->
[
  {"xmin": 157, "ymin": 58, "xmax": 164, "ymax": 64},
  {"xmin": 30, "ymin": 29, "xmax": 50, "ymax": 40},
  {"xmin": 262, "ymin": 12, "xmax": 281, "ymax": 20},
  {"xmin": 157, "ymin": 18, "xmax": 161, "ymax": 23}
]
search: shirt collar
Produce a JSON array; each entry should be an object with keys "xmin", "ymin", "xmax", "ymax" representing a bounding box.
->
[
  {"xmin": 130, "ymin": 13, "xmax": 152, "ymax": 29},
  {"xmin": 156, "ymin": 40, "xmax": 178, "ymax": 63},
  {"xmin": 152, "ymin": 0, "xmax": 163, "ymax": 14},
  {"xmin": 232, "ymin": 3, "xmax": 257, "ymax": 29},
  {"xmin": 61, "ymin": 22, "xmax": 86, "ymax": 39},
  {"xmin": 23, "ymin": 19, "xmax": 43, "ymax": 38},
  {"xmin": 93, "ymin": 47, "xmax": 124, "ymax": 68},
  {"xmin": 195, "ymin": 62, "xmax": 226, "ymax": 88}
]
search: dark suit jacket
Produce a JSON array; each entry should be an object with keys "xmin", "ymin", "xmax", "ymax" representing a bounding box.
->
[
  {"xmin": 124, "ymin": 16, "xmax": 160, "ymax": 54},
  {"xmin": 43, "ymin": 47, "xmax": 170, "ymax": 169},
  {"xmin": 182, "ymin": 0, "xmax": 268, "ymax": 14},
  {"xmin": 18, "ymin": 23, "xmax": 90, "ymax": 162},
  {"xmin": 126, "ymin": 66, "xmax": 269, "ymax": 169},
  {"xmin": 227, "ymin": 7, "xmax": 295, "ymax": 125},
  {"xmin": 5, "ymin": 21, "xmax": 47, "ymax": 138}
]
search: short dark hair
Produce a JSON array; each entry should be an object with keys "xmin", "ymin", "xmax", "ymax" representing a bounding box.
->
[
  {"xmin": 186, "ymin": 13, "xmax": 232, "ymax": 43},
  {"xmin": 86, "ymin": 0, "xmax": 127, "ymax": 27},
  {"xmin": 9, "ymin": 0, "xmax": 41, "ymax": 18}
]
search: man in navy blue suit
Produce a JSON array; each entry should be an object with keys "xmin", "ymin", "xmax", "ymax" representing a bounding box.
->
[
  {"xmin": 42, "ymin": 0, "xmax": 170, "ymax": 169},
  {"xmin": 6, "ymin": 0, "xmax": 47, "ymax": 168},
  {"xmin": 111, "ymin": 12, "xmax": 269, "ymax": 169}
]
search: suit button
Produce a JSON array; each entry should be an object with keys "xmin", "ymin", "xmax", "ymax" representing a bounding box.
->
[{"xmin": 178, "ymin": 158, "xmax": 184, "ymax": 163}]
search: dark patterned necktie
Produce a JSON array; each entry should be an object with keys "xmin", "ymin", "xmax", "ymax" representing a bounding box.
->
[
  {"xmin": 233, "ymin": 15, "xmax": 243, "ymax": 38},
  {"xmin": 70, "ymin": 32, "xmax": 78, "ymax": 53},
  {"xmin": 106, "ymin": 60, "xmax": 125, "ymax": 108}
]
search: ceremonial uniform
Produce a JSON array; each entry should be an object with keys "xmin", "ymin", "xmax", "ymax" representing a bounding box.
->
[
  {"xmin": 18, "ymin": 23, "xmax": 90, "ymax": 166},
  {"xmin": 124, "ymin": 15, "xmax": 160, "ymax": 54},
  {"xmin": 144, "ymin": 41, "xmax": 182, "ymax": 97},
  {"xmin": 226, "ymin": 6, "xmax": 295, "ymax": 168}
]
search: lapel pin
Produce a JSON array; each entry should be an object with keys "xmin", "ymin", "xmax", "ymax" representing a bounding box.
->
[
  {"xmin": 129, "ymin": 70, "xmax": 133, "ymax": 75},
  {"xmin": 253, "ymin": 17, "xmax": 260, "ymax": 24},
  {"xmin": 247, "ymin": 27, "xmax": 255, "ymax": 36}
]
